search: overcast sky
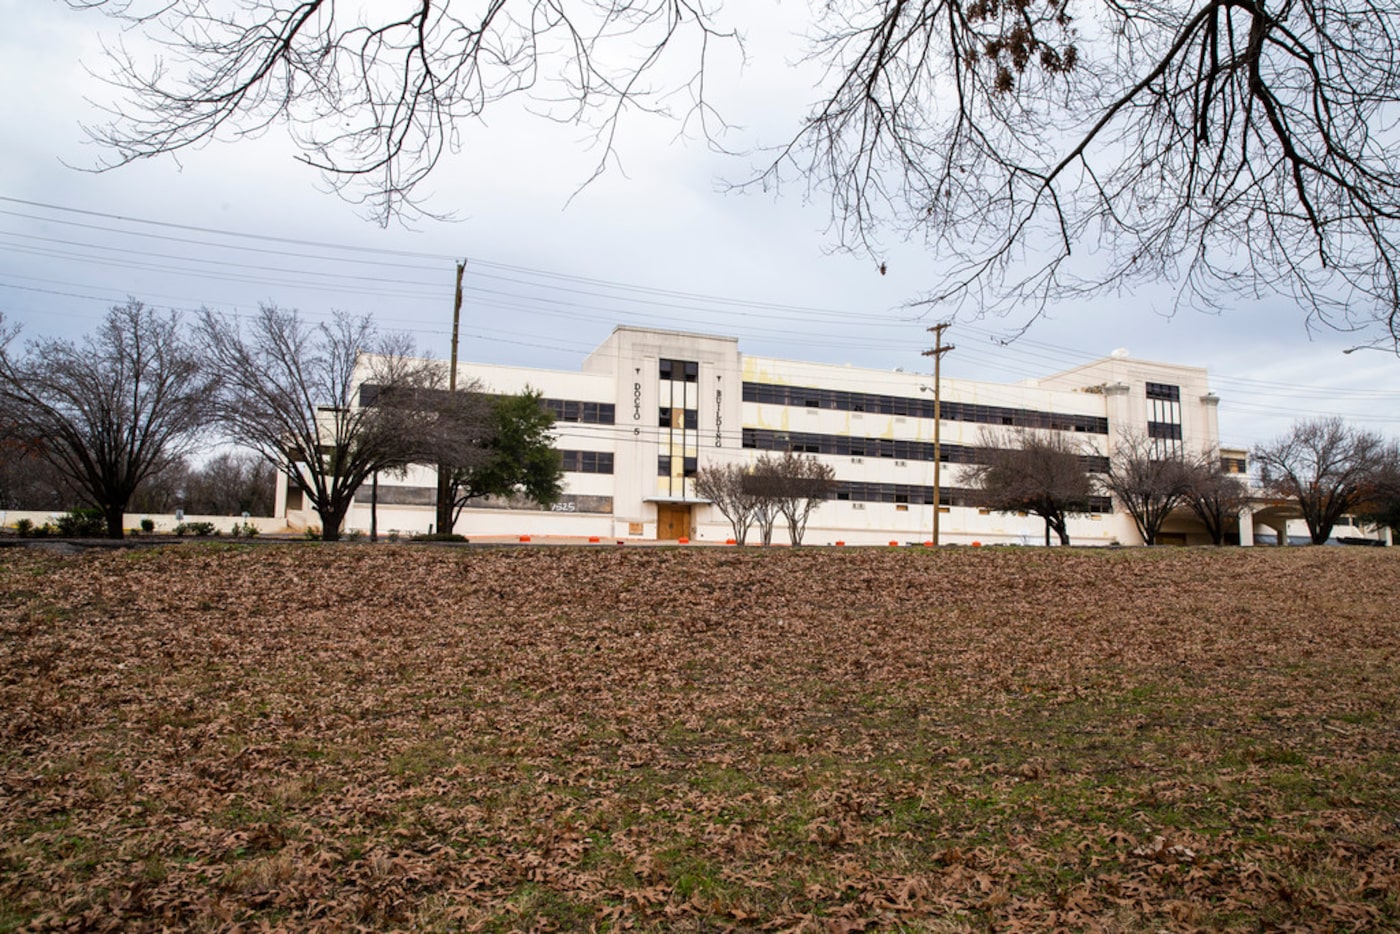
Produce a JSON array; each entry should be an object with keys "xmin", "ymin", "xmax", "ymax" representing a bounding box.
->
[{"xmin": 2, "ymin": 0, "xmax": 1397, "ymax": 450}]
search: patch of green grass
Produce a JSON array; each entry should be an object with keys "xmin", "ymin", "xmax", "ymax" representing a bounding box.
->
[
  {"xmin": 682, "ymin": 763, "xmax": 764, "ymax": 800},
  {"xmin": 481, "ymin": 883, "xmax": 600, "ymax": 932},
  {"xmin": 653, "ymin": 843, "xmax": 725, "ymax": 899},
  {"xmin": 0, "ymin": 903, "xmax": 41, "ymax": 934},
  {"xmin": 279, "ymin": 736, "xmax": 327, "ymax": 761},
  {"xmin": 1335, "ymin": 709, "xmax": 1380, "ymax": 725},
  {"xmin": 216, "ymin": 797, "xmax": 292, "ymax": 838},
  {"xmin": 387, "ymin": 741, "xmax": 455, "ymax": 780}
]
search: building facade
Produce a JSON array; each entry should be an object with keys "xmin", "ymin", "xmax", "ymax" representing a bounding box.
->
[{"xmin": 277, "ymin": 326, "xmax": 1235, "ymax": 545}]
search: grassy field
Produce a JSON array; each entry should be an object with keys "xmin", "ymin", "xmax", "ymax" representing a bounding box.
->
[{"xmin": 1, "ymin": 544, "xmax": 1397, "ymax": 931}]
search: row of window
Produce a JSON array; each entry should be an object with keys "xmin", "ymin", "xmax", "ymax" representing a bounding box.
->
[
  {"xmin": 559, "ymin": 450, "xmax": 615, "ymax": 474},
  {"xmin": 380, "ymin": 382, "xmax": 1121, "ymax": 441},
  {"xmin": 832, "ymin": 481, "xmax": 1111, "ymax": 513},
  {"xmin": 1146, "ymin": 382, "xmax": 1184, "ymax": 460},
  {"xmin": 1148, "ymin": 398, "xmax": 1182, "ymax": 431},
  {"xmin": 836, "ymin": 481, "xmax": 957, "ymax": 506},
  {"xmin": 658, "ymin": 455, "xmax": 698, "ymax": 477},
  {"xmin": 659, "ymin": 407, "xmax": 699, "ymax": 430},
  {"xmin": 360, "ymin": 385, "xmax": 617, "ymax": 427},
  {"xmin": 742, "ymin": 383, "xmax": 1108, "ymax": 433},
  {"xmin": 656, "ymin": 364, "xmax": 697, "ymax": 500},
  {"xmin": 659, "ymin": 358, "xmax": 700, "ymax": 382},
  {"xmin": 1146, "ymin": 382, "xmax": 1181, "ymax": 401},
  {"xmin": 544, "ymin": 399, "xmax": 616, "ymax": 424},
  {"xmin": 359, "ymin": 387, "xmax": 616, "ymax": 430},
  {"xmin": 742, "ymin": 427, "xmax": 1110, "ymax": 473},
  {"xmin": 1150, "ymin": 439, "xmax": 1183, "ymax": 460}
]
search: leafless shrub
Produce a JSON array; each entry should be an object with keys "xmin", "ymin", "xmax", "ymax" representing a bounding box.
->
[{"xmin": 695, "ymin": 461, "xmax": 759, "ymax": 545}]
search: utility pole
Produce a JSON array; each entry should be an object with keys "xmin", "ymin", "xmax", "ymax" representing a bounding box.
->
[
  {"xmin": 449, "ymin": 259, "xmax": 464, "ymax": 393},
  {"xmin": 435, "ymin": 259, "xmax": 466, "ymax": 535},
  {"xmin": 922, "ymin": 324, "xmax": 954, "ymax": 546}
]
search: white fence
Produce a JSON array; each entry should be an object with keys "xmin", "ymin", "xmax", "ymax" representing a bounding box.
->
[{"xmin": 1, "ymin": 510, "xmax": 293, "ymax": 537}]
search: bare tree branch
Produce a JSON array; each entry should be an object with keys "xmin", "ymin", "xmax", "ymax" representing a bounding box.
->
[
  {"xmin": 761, "ymin": 0, "xmax": 1400, "ymax": 340},
  {"xmin": 70, "ymin": 0, "xmax": 733, "ymax": 223},
  {"xmin": 1181, "ymin": 447, "xmax": 1248, "ymax": 545},
  {"xmin": 694, "ymin": 460, "xmax": 759, "ymax": 545},
  {"xmin": 767, "ymin": 450, "xmax": 837, "ymax": 546},
  {"xmin": 67, "ymin": 1, "xmax": 1400, "ymax": 339}
]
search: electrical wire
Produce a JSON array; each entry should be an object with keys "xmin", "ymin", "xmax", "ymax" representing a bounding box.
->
[{"xmin": 3, "ymin": 193, "xmax": 1396, "ymax": 444}]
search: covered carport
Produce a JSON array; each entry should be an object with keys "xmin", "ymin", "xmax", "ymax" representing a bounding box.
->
[
  {"xmin": 1154, "ymin": 495, "xmax": 1391, "ymax": 546},
  {"xmin": 1237, "ymin": 498, "xmax": 1303, "ymax": 546}
]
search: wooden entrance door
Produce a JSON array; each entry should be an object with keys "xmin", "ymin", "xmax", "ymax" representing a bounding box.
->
[{"xmin": 656, "ymin": 504, "xmax": 691, "ymax": 540}]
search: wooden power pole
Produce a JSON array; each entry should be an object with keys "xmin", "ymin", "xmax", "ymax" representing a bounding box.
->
[
  {"xmin": 922, "ymin": 324, "xmax": 954, "ymax": 546},
  {"xmin": 449, "ymin": 260, "xmax": 464, "ymax": 393},
  {"xmin": 435, "ymin": 260, "xmax": 466, "ymax": 534}
]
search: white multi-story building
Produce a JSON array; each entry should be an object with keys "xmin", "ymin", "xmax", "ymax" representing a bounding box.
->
[{"xmin": 277, "ymin": 325, "xmax": 1247, "ymax": 545}]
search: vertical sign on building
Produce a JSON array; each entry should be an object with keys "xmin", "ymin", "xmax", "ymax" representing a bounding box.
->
[{"xmin": 715, "ymin": 376, "xmax": 724, "ymax": 448}]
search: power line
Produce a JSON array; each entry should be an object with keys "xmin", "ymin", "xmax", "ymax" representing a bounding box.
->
[
  {"xmin": 4, "ymin": 194, "xmax": 1396, "ymax": 437},
  {"xmin": 0, "ymin": 196, "xmax": 910, "ymax": 324}
]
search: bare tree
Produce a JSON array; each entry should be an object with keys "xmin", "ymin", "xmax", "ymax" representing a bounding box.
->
[
  {"xmin": 1180, "ymin": 450, "xmax": 1249, "ymax": 546},
  {"xmin": 694, "ymin": 461, "xmax": 759, "ymax": 545},
  {"xmin": 0, "ymin": 438, "xmax": 73, "ymax": 512},
  {"xmin": 764, "ymin": 451, "xmax": 837, "ymax": 546},
  {"xmin": 0, "ymin": 302, "xmax": 213, "ymax": 537},
  {"xmin": 68, "ymin": 2, "xmax": 1400, "ymax": 340},
  {"xmin": 962, "ymin": 427, "xmax": 1095, "ymax": 546},
  {"xmin": 200, "ymin": 305, "xmax": 443, "ymax": 540},
  {"xmin": 1101, "ymin": 434, "xmax": 1190, "ymax": 545},
  {"xmin": 181, "ymin": 450, "xmax": 278, "ymax": 516},
  {"xmin": 128, "ymin": 456, "xmax": 190, "ymax": 514},
  {"xmin": 1253, "ymin": 417, "xmax": 1389, "ymax": 545}
]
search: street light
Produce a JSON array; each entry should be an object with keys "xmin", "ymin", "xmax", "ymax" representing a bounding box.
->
[{"xmin": 1342, "ymin": 343, "xmax": 1397, "ymax": 355}]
